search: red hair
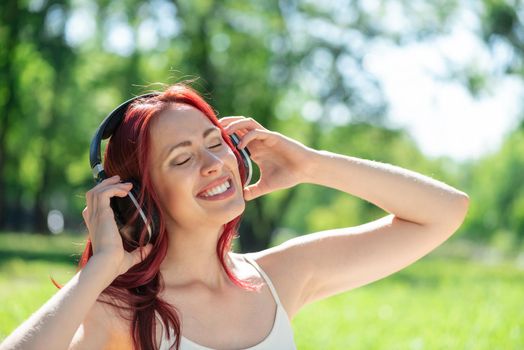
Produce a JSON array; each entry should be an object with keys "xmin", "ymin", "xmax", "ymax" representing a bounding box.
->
[{"xmin": 77, "ymin": 84, "xmax": 253, "ymax": 349}]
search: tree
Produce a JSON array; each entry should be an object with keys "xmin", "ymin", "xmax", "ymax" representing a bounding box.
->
[{"xmin": 0, "ymin": 0, "xmax": 471, "ymax": 252}]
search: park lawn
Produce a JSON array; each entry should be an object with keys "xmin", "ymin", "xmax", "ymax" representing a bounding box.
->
[
  {"xmin": 293, "ymin": 257, "xmax": 523, "ymax": 349},
  {"xmin": 0, "ymin": 232, "xmax": 85, "ymax": 341},
  {"xmin": 0, "ymin": 232, "xmax": 523, "ymax": 349}
]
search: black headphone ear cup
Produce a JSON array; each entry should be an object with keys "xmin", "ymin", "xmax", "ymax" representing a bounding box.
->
[
  {"xmin": 109, "ymin": 180, "xmax": 157, "ymax": 245},
  {"xmin": 109, "ymin": 184, "xmax": 141, "ymax": 243}
]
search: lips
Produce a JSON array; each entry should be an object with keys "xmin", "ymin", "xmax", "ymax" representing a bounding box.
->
[{"xmin": 196, "ymin": 175, "xmax": 231, "ymax": 197}]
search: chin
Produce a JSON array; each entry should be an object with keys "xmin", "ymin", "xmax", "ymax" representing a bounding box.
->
[
  {"xmin": 224, "ymin": 199, "xmax": 246, "ymax": 222},
  {"xmin": 218, "ymin": 197, "xmax": 244, "ymax": 223}
]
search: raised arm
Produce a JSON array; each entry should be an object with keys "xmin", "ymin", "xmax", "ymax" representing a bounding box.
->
[
  {"xmin": 220, "ymin": 117, "xmax": 469, "ymax": 318},
  {"xmin": 0, "ymin": 176, "xmax": 150, "ymax": 350},
  {"xmin": 302, "ymin": 150, "xmax": 469, "ymax": 229},
  {"xmin": 271, "ymin": 151, "xmax": 469, "ymax": 317}
]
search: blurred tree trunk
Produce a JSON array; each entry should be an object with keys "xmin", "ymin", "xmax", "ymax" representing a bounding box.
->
[
  {"xmin": 174, "ymin": 0, "xmax": 218, "ymax": 94},
  {"xmin": 31, "ymin": 80, "xmax": 59, "ymax": 232},
  {"xmin": 32, "ymin": 143, "xmax": 52, "ymax": 232},
  {"xmin": 31, "ymin": 1, "xmax": 75, "ymax": 233},
  {"xmin": 0, "ymin": 0, "xmax": 22, "ymax": 229}
]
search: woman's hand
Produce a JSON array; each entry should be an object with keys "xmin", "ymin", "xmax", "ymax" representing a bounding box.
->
[
  {"xmin": 220, "ymin": 116, "xmax": 316, "ymax": 201},
  {"xmin": 82, "ymin": 175, "xmax": 152, "ymax": 277}
]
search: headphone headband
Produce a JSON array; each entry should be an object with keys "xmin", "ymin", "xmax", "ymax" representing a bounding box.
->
[
  {"xmin": 89, "ymin": 92, "xmax": 160, "ymax": 182},
  {"xmin": 89, "ymin": 91, "xmax": 253, "ymax": 186}
]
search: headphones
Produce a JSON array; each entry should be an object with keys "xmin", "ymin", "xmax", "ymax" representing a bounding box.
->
[{"xmin": 89, "ymin": 92, "xmax": 253, "ymax": 245}]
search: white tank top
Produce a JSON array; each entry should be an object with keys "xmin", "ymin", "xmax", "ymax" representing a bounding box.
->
[{"xmin": 157, "ymin": 254, "xmax": 297, "ymax": 350}]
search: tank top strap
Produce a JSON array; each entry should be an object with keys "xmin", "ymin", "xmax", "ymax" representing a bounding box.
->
[
  {"xmin": 155, "ymin": 311, "xmax": 164, "ymax": 331},
  {"xmin": 243, "ymin": 254, "xmax": 284, "ymax": 307}
]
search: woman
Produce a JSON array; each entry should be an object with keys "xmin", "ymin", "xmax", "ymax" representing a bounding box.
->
[{"xmin": 0, "ymin": 84, "xmax": 469, "ymax": 350}]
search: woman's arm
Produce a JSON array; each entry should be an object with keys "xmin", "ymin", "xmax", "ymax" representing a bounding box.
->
[
  {"xmin": 303, "ymin": 150, "xmax": 469, "ymax": 227},
  {"xmin": 219, "ymin": 116, "xmax": 468, "ymax": 318},
  {"xmin": 0, "ymin": 176, "xmax": 150, "ymax": 350},
  {"xmin": 257, "ymin": 150, "xmax": 469, "ymax": 317},
  {"xmin": 1, "ymin": 257, "xmax": 117, "ymax": 350}
]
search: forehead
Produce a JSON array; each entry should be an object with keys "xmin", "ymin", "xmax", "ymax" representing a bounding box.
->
[
  {"xmin": 149, "ymin": 104, "xmax": 217, "ymax": 155},
  {"xmin": 151, "ymin": 103, "xmax": 215, "ymax": 139}
]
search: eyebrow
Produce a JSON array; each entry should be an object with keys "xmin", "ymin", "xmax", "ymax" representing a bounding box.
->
[{"xmin": 163, "ymin": 127, "xmax": 221, "ymax": 159}]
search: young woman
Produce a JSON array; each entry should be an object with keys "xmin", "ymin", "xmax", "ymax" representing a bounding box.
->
[{"xmin": 0, "ymin": 84, "xmax": 469, "ymax": 350}]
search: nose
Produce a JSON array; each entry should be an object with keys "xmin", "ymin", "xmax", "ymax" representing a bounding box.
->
[{"xmin": 200, "ymin": 149, "xmax": 224, "ymax": 176}]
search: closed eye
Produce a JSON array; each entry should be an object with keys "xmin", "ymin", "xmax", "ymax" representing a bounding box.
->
[{"xmin": 173, "ymin": 143, "xmax": 223, "ymax": 166}]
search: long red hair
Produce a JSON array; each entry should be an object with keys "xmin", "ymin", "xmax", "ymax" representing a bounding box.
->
[{"xmin": 78, "ymin": 84, "xmax": 253, "ymax": 349}]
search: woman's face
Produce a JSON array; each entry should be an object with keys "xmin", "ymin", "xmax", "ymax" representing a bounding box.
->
[{"xmin": 148, "ymin": 104, "xmax": 246, "ymax": 232}]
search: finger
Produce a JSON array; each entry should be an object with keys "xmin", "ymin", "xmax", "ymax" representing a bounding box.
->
[
  {"xmin": 94, "ymin": 184, "xmax": 133, "ymax": 205},
  {"xmin": 82, "ymin": 207, "xmax": 91, "ymax": 232},
  {"xmin": 87, "ymin": 175, "xmax": 122, "ymax": 214},
  {"xmin": 88, "ymin": 182, "xmax": 132, "ymax": 222},
  {"xmin": 93, "ymin": 181, "xmax": 133, "ymax": 194},
  {"xmin": 82, "ymin": 207, "xmax": 89, "ymax": 221},
  {"xmin": 91, "ymin": 183, "xmax": 133, "ymax": 219},
  {"xmin": 85, "ymin": 189, "xmax": 96, "ymax": 224},
  {"xmin": 223, "ymin": 118, "xmax": 263, "ymax": 135},
  {"xmin": 236, "ymin": 129, "xmax": 272, "ymax": 149},
  {"xmin": 218, "ymin": 116, "xmax": 247, "ymax": 127},
  {"xmin": 95, "ymin": 175, "xmax": 121, "ymax": 189},
  {"xmin": 219, "ymin": 117, "xmax": 246, "ymax": 130},
  {"xmin": 228, "ymin": 129, "xmax": 249, "ymax": 140},
  {"xmin": 92, "ymin": 182, "xmax": 133, "ymax": 203},
  {"xmin": 223, "ymin": 117, "xmax": 260, "ymax": 131}
]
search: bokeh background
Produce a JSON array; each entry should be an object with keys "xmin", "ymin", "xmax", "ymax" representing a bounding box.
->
[{"xmin": 1, "ymin": 0, "xmax": 523, "ymax": 348}]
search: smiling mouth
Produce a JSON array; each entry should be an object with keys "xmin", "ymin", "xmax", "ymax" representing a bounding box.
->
[
  {"xmin": 199, "ymin": 179, "xmax": 231, "ymax": 197},
  {"xmin": 196, "ymin": 178, "xmax": 236, "ymax": 201}
]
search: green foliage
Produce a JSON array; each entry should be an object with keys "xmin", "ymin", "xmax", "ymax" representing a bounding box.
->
[
  {"xmin": 462, "ymin": 128, "xmax": 524, "ymax": 243},
  {"xmin": 479, "ymin": 0, "xmax": 524, "ymax": 75},
  {"xmin": 0, "ymin": 0, "xmax": 522, "ymax": 247},
  {"xmin": 482, "ymin": 0, "xmax": 519, "ymax": 37}
]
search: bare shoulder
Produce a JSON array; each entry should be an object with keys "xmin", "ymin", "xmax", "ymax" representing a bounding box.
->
[
  {"xmin": 242, "ymin": 242, "xmax": 314, "ymax": 320},
  {"xmin": 70, "ymin": 294, "xmax": 133, "ymax": 350},
  {"xmin": 244, "ymin": 214, "xmax": 459, "ymax": 319}
]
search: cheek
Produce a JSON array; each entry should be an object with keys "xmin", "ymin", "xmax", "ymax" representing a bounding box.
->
[
  {"xmin": 152, "ymin": 174, "xmax": 193, "ymax": 217},
  {"xmin": 225, "ymin": 148, "xmax": 242, "ymax": 177},
  {"xmin": 168, "ymin": 180, "xmax": 192, "ymax": 206},
  {"xmin": 227, "ymin": 150, "xmax": 247, "ymax": 186}
]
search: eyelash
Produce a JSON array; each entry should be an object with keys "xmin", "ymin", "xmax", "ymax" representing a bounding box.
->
[{"xmin": 174, "ymin": 143, "xmax": 223, "ymax": 166}]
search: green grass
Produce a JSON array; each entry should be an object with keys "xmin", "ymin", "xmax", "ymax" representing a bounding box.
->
[
  {"xmin": 0, "ymin": 232, "xmax": 523, "ymax": 349},
  {"xmin": 0, "ymin": 232, "xmax": 84, "ymax": 340},
  {"xmin": 293, "ymin": 257, "xmax": 524, "ymax": 349}
]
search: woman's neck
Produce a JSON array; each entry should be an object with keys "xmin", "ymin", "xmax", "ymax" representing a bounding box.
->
[{"xmin": 159, "ymin": 225, "xmax": 232, "ymax": 290}]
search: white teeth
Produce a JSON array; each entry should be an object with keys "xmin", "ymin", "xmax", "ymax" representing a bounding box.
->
[{"xmin": 202, "ymin": 180, "xmax": 231, "ymax": 197}]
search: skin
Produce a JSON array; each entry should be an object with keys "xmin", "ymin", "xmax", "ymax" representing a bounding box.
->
[{"xmin": 0, "ymin": 105, "xmax": 469, "ymax": 350}]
